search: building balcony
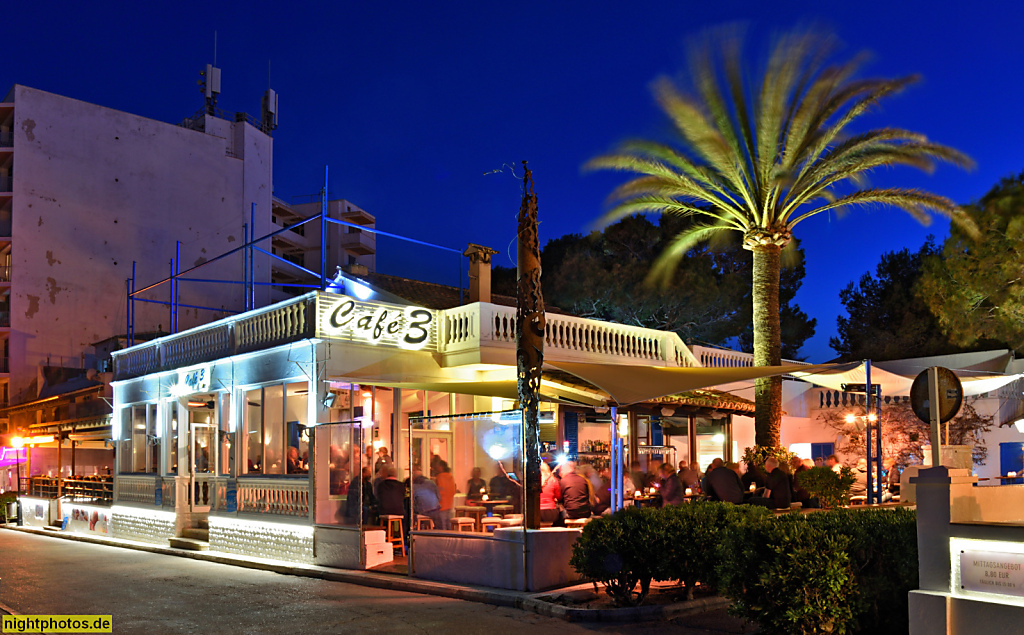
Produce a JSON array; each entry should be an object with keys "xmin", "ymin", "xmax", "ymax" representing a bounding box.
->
[
  {"xmin": 0, "ymin": 356, "xmax": 9, "ymax": 373},
  {"xmin": 0, "ymin": 265, "xmax": 11, "ymax": 283},
  {"xmin": 338, "ymin": 228, "xmax": 376, "ymax": 256},
  {"xmin": 0, "ymin": 311, "xmax": 10, "ymax": 328},
  {"xmin": 0, "ymin": 130, "xmax": 11, "ymax": 148},
  {"xmin": 0, "ymin": 175, "xmax": 10, "ymax": 194}
]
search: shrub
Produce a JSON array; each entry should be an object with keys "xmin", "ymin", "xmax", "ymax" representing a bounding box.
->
[
  {"xmin": 799, "ymin": 508, "xmax": 918, "ymax": 634},
  {"xmin": 797, "ymin": 466, "xmax": 855, "ymax": 509},
  {"xmin": 661, "ymin": 502, "xmax": 773, "ymax": 598},
  {"xmin": 569, "ymin": 506, "xmax": 669, "ymax": 606},
  {"xmin": 0, "ymin": 491, "xmax": 16, "ymax": 523},
  {"xmin": 742, "ymin": 445, "xmax": 797, "ymax": 471},
  {"xmin": 718, "ymin": 514, "xmax": 856, "ymax": 635}
]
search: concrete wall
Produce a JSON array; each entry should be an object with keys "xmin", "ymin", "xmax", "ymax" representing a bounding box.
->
[{"xmin": 10, "ymin": 85, "xmax": 272, "ymax": 401}]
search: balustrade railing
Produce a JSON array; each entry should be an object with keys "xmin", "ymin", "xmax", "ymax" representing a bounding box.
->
[
  {"xmin": 112, "ymin": 295, "xmax": 315, "ymax": 380},
  {"xmin": 235, "ymin": 477, "xmax": 309, "ymax": 517},
  {"xmin": 115, "ymin": 475, "xmax": 158, "ymax": 505},
  {"xmin": 691, "ymin": 345, "xmax": 755, "ymax": 369},
  {"xmin": 438, "ymin": 303, "xmax": 698, "ymax": 367}
]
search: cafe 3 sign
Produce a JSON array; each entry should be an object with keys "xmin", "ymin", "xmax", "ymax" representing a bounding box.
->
[{"xmin": 319, "ymin": 295, "xmax": 435, "ymax": 351}]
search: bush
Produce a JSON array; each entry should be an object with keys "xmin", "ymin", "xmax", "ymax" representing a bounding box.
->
[
  {"xmin": 798, "ymin": 508, "xmax": 918, "ymax": 634},
  {"xmin": 569, "ymin": 506, "xmax": 669, "ymax": 606},
  {"xmin": 742, "ymin": 445, "xmax": 797, "ymax": 471},
  {"xmin": 661, "ymin": 502, "xmax": 772, "ymax": 598},
  {"xmin": 797, "ymin": 466, "xmax": 855, "ymax": 509},
  {"xmin": 718, "ymin": 514, "xmax": 856, "ymax": 635}
]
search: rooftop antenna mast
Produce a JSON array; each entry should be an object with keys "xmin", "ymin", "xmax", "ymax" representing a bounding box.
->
[
  {"xmin": 261, "ymin": 59, "xmax": 278, "ymax": 133},
  {"xmin": 199, "ymin": 32, "xmax": 222, "ymax": 115}
]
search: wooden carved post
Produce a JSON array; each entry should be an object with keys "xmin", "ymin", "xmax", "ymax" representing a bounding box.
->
[{"xmin": 517, "ymin": 161, "xmax": 544, "ymax": 531}]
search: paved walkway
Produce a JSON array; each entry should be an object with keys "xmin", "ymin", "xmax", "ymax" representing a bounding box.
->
[{"xmin": 0, "ymin": 527, "xmax": 757, "ymax": 634}]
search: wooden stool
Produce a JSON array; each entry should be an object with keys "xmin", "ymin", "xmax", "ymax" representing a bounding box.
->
[
  {"xmin": 458, "ymin": 505, "xmax": 486, "ymax": 531},
  {"xmin": 452, "ymin": 517, "xmax": 475, "ymax": 532},
  {"xmin": 493, "ymin": 504, "xmax": 514, "ymax": 516},
  {"xmin": 415, "ymin": 515, "xmax": 434, "ymax": 531},
  {"xmin": 380, "ymin": 514, "xmax": 405, "ymax": 556},
  {"xmin": 481, "ymin": 518, "xmax": 503, "ymax": 533},
  {"xmin": 565, "ymin": 517, "xmax": 590, "ymax": 529}
]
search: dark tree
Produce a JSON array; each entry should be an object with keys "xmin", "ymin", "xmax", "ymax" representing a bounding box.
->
[
  {"xmin": 920, "ymin": 171, "xmax": 1024, "ymax": 354},
  {"xmin": 830, "ymin": 241, "xmax": 965, "ymax": 361}
]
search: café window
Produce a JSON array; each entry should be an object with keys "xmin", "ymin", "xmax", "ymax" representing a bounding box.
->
[
  {"xmin": 242, "ymin": 381, "xmax": 309, "ymax": 476},
  {"xmin": 119, "ymin": 404, "xmax": 159, "ymax": 474}
]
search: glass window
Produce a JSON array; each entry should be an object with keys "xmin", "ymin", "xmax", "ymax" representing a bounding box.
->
[
  {"xmin": 218, "ymin": 393, "xmax": 234, "ymax": 476},
  {"xmin": 118, "ymin": 407, "xmax": 132, "ymax": 474},
  {"xmin": 132, "ymin": 405, "xmax": 147, "ymax": 472},
  {"xmin": 166, "ymin": 403, "xmax": 179, "ymax": 476},
  {"xmin": 191, "ymin": 406, "xmax": 215, "ymax": 475},
  {"xmin": 147, "ymin": 404, "xmax": 159, "ymax": 473},
  {"xmin": 244, "ymin": 388, "xmax": 263, "ymax": 474},
  {"xmin": 263, "ymin": 384, "xmax": 284, "ymax": 475},
  {"xmin": 285, "ymin": 382, "xmax": 309, "ymax": 475}
]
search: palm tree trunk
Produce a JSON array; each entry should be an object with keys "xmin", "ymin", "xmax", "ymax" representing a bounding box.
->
[{"xmin": 751, "ymin": 243, "xmax": 782, "ymax": 447}]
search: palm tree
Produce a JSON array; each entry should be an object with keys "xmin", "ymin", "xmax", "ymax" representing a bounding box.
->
[{"xmin": 587, "ymin": 29, "xmax": 976, "ymax": 447}]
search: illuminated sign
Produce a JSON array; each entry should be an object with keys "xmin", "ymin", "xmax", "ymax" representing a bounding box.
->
[
  {"xmin": 960, "ymin": 550, "xmax": 1024, "ymax": 598},
  {"xmin": 176, "ymin": 365, "xmax": 211, "ymax": 395},
  {"xmin": 319, "ymin": 295, "xmax": 435, "ymax": 351}
]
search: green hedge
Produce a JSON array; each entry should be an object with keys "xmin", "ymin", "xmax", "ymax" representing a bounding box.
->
[
  {"xmin": 569, "ymin": 502, "xmax": 919, "ymax": 635},
  {"xmin": 0, "ymin": 491, "xmax": 17, "ymax": 523}
]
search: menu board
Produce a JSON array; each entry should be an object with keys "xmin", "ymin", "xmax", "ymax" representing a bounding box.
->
[{"xmin": 960, "ymin": 550, "xmax": 1024, "ymax": 597}]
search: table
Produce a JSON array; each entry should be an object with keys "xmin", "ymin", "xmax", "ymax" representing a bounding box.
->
[
  {"xmin": 469, "ymin": 499, "xmax": 510, "ymax": 517},
  {"xmin": 630, "ymin": 495, "xmax": 662, "ymax": 509}
]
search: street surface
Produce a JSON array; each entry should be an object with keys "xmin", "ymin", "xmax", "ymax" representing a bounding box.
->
[{"xmin": 0, "ymin": 530, "xmax": 754, "ymax": 634}]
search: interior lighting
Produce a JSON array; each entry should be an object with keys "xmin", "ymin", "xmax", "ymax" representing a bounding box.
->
[
  {"xmin": 845, "ymin": 413, "xmax": 857, "ymax": 425},
  {"xmin": 711, "ymin": 433, "xmax": 725, "ymax": 444},
  {"xmin": 554, "ymin": 452, "xmax": 568, "ymax": 466},
  {"xmin": 349, "ymin": 279, "xmax": 373, "ymax": 301}
]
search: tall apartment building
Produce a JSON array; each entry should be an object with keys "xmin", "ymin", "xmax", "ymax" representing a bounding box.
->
[{"xmin": 0, "ymin": 79, "xmax": 376, "ymax": 451}]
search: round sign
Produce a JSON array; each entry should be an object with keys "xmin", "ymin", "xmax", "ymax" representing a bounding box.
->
[{"xmin": 910, "ymin": 366, "xmax": 964, "ymax": 424}]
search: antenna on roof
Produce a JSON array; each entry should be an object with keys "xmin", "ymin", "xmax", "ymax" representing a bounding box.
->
[
  {"xmin": 261, "ymin": 59, "xmax": 278, "ymax": 132},
  {"xmin": 213, "ymin": 30, "xmax": 218, "ymax": 67}
]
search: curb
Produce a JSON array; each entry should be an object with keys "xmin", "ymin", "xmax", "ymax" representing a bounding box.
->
[{"xmin": 2, "ymin": 524, "xmax": 730, "ymax": 622}]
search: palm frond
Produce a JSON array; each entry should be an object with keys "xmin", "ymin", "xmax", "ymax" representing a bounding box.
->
[{"xmin": 646, "ymin": 222, "xmax": 737, "ymax": 287}]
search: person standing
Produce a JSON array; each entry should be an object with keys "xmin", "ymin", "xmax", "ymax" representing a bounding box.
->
[{"xmin": 434, "ymin": 461, "xmax": 456, "ymax": 530}]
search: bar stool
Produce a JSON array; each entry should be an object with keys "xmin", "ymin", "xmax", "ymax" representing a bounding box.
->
[
  {"xmin": 452, "ymin": 517, "xmax": 475, "ymax": 532},
  {"xmin": 481, "ymin": 518, "xmax": 503, "ymax": 533},
  {"xmin": 458, "ymin": 505, "xmax": 486, "ymax": 531},
  {"xmin": 380, "ymin": 514, "xmax": 405, "ymax": 556},
  {"xmin": 565, "ymin": 517, "xmax": 591, "ymax": 529},
  {"xmin": 415, "ymin": 515, "xmax": 434, "ymax": 531},
  {"xmin": 493, "ymin": 504, "xmax": 514, "ymax": 517}
]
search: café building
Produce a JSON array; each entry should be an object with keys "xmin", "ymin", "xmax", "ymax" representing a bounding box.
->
[{"xmin": 107, "ymin": 281, "xmax": 782, "ymax": 590}]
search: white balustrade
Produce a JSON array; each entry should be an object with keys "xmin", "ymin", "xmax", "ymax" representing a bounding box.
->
[
  {"xmin": 236, "ymin": 478, "xmax": 309, "ymax": 517},
  {"xmin": 690, "ymin": 345, "xmax": 755, "ymax": 369},
  {"xmin": 115, "ymin": 475, "xmax": 158, "ymax": 505}
]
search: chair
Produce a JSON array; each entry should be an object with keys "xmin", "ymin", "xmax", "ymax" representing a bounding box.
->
[
  {"xmin": 415, "ymin": 515, "xmax": 434, "ymax": 531},
  {"xmin": 481, "ymin": 518, "xmax": 503, "ymax": 533},
  {"xmin": 452, "ymin": 517, "xmax": 476, "ymax": 532},
  {"xmin": 380, "ymin": 514, "xmax": 405, "ymax": 556}
]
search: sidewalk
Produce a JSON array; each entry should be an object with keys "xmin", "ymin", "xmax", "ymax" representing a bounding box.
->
[{"xmin": 1, "ymin": 523, "xmax": 747, "ymax": 629}]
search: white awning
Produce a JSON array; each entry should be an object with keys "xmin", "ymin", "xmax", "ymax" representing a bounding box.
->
[{"xmin": 789, "ymin": 361, "xmax": 1023, "ymax": 397}]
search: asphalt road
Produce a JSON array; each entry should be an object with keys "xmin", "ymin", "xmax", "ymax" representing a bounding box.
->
[{"xmin": 0, "ymin": 530, "xmax": 755, "ymax": 634}]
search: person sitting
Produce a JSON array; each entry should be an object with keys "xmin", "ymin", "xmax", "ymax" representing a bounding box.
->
[
  {"xmin": 678, "ymin": 461, "xmax": 701, "ymax": 490},
  {"xmin": 659, "ymin": 463, "xmax": 683, "ymax": 506},
  {"xmin": 592, "ymin": 467, "xmax": 612, "ymax": 515},
  {"xmin": 883, "ymin": 457, "xmax": 901, "ymax": 495},
  {"xmin": 344, "ymin": 465, "xmax": 376, "ymax": 524},
  {"xmin": 489, "ymin": 463, "xmax": 511, "ymax": 500},
  {"xmin": 741, "ymin": 461, "xmax": 767, "ymax": 491},
  {"xmin": 539, "ymin": 461, "xmax": 562, "ymax": 525},
  {"xmin": 701, "ymin": 458, "xmax": 724, "ymax": 495},
  {"xmin": 850, "ymin": 458, "xmax": 869, "ymax": 498},
  {"xmin": 558, "ymin": 461, "xmax": 591, "ymax": 519},
  {"xmin": 412, "ymin": 468, "xmax": 444, "ymax": 530},
  {"xmin": 826, "ymin": 454, "xmax": 842, "ymax": 474},
  {"xmin": 376, "ymin": 466, "xmax": 405, "ymax": 518},
  {"xmin": 705, "ymin": 461, "xmax": 745, "ymax": 504},
  {"xmin": 789, "ymin": 456, "xmax": 813, "ymax": 507},
  {"xmin": 373, "ymin": 447, "xmax": 394, "ymax": 475},
  {"xmin": 286, "ymin": 446, "xmax": 306, "ymax": 474},
  {"xmin": 466, "ymin": 467, "xmax": 487, "ymax": 501},
  {"xmin": 749, "ymin": 457, "xmax": 792, "ymax": 509}
]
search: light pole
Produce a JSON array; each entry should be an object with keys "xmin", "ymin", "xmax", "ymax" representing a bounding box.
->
[{"xmin": 11, "ymin": 435, "xmax": 23, "ymax": 494}]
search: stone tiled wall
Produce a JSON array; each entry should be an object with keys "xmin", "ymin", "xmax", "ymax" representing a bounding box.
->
[
  {"xmin": 209, "ymin": 518, "xmax": 314, "ymax": 563},
  {"xmin": 110, "ymin": 509, "xmax": 176, "ymax": 544}
]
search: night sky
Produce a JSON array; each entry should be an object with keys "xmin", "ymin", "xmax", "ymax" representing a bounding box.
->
[{"xmin": 5, "ymin": 1, "xmax": 1022, "ymax": 362}]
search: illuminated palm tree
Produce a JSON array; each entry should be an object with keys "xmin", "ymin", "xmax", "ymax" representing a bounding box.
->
[{"xmin": 587, "ymin": 30, "xmax": 976, "ymax": 447}]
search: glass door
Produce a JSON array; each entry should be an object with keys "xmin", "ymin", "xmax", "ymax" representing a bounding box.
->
[{"xmin": 188, "ymin": 398, "xmax": 216, "ymax": 511}]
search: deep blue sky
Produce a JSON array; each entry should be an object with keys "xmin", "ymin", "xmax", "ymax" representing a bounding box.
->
[{"xmin": 6, "ymin": 1, "xmax": 1023, "ymax": 362}]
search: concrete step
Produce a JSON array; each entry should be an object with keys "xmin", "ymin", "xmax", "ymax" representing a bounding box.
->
[
  {"xmin": 169, "ymin": 537, "xmax": 209, "ymax": 551},
  {"xmin": 197, "ymin": 518, "xmax": 209, "ymax": 530},
  {"xmin": 182, "ymin": 528, "xmax": 209, "ymax": 541}
]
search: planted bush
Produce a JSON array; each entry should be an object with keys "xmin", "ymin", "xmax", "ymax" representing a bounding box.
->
[
  {"xmin": 569, "ymin": 506, "xmax": 669, "ymax": 606},
  {"xmin": 718, "ymin": 514, "xmax": 855, "ymax": 635},
  {"xmin": 797, "ymin": 466, "xmax": 855, "ymax": 509},
  {"xmin": 799, "ymin": 507, "xmax": 918, "ymax": 634},
  {"xmin": 661, "ymin": 502, "xmax": 772, "ymax": 599}
]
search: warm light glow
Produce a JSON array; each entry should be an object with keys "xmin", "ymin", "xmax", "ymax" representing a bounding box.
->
[
  {"xmin": 350, "ymin": 279, "xmax": 373, "ymax": 301},
  {"xmin": 711, "ymin": 433, "xmax": 725, "ymax": 444},
  {"xmin": 10, "ymin": 437, "xmax": 24, "ymax": 449},
  {"xmin": 554, "ymin": 452, "xmax": 567, "ymax": 466},
  {"xmin": 482, "ymin": 494, "xmax": 489, "ymax": 501},
  {"xmin": 867, "ymin": 413, "xmax": 877, "ymax": 423},
  {"xmin": 845, "ymin": 413, "xmax": 857, "ymax": 424}
]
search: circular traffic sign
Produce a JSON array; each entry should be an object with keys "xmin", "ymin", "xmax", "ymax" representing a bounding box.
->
[{"xmin": 910, "ymin": 366, "xmax": 963, "ymax": 424}]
